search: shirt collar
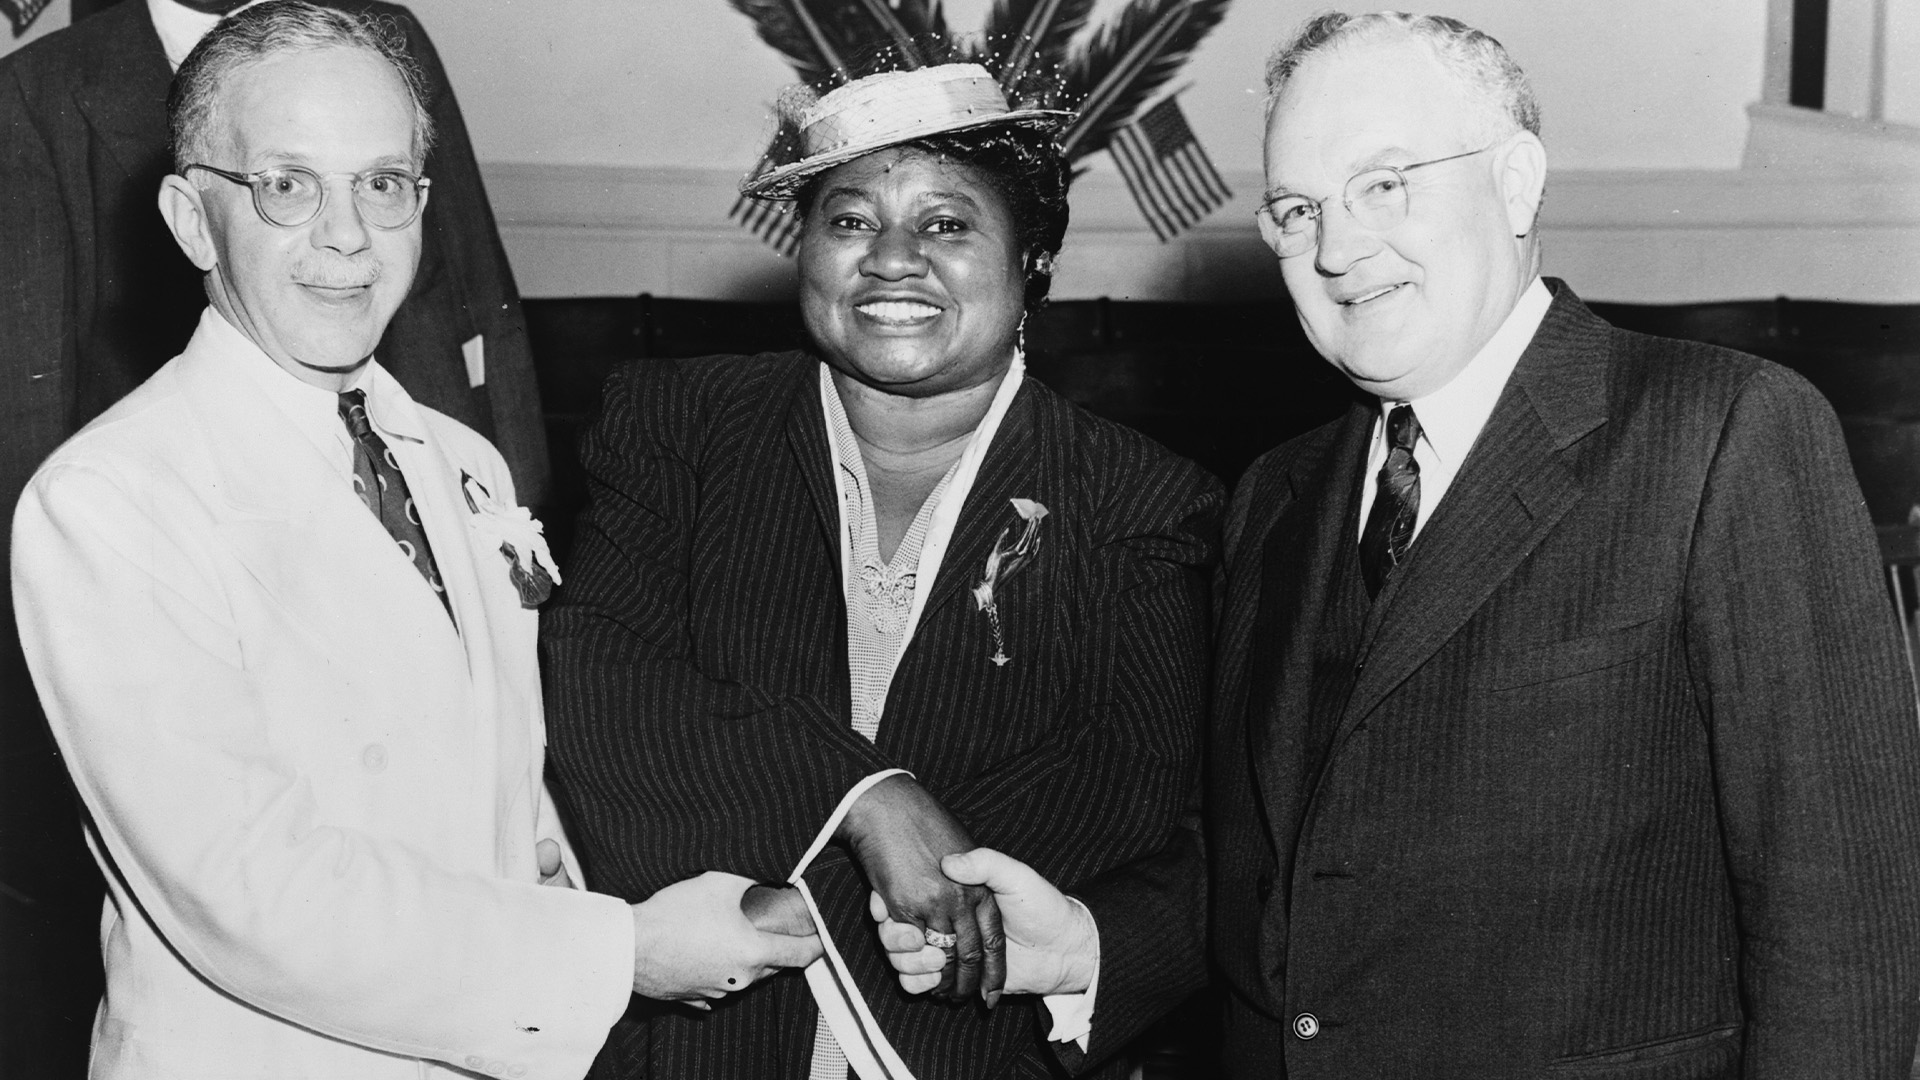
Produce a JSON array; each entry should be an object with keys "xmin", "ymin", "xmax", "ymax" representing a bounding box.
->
[
  {"xmin": 207, "ymin": 307, "xmax": 424, "ymax": 467},
  {"xmin": 1393, "ymin": 276, "xmax": 1551, "ymax": 468},
  {"xmin": 146, "ymin": 0, "xmax": 221, "ymax": 71}
]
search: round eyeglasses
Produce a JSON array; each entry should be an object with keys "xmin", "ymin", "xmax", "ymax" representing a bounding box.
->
[
  {"xmin": 185, "ymin": 164, "xmax": 431, "ymax": 231},
  {"xmin": 1254, "ymin": 143, "xmax": 1497, "ymax": 259}
]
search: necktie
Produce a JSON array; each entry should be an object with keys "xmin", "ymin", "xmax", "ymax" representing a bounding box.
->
[
  {"xmin": 338, "ymin": 389, "xmax": 454, "ymax": 623},
  {"xmin": 1359, "ymin": 404, "xmax": 1422, "ymax": 599}
]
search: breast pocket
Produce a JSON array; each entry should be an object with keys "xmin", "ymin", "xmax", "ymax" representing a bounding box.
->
[{"xmin": 1483, "ymin": 616, "xmax": 1669, "ymax": 691}]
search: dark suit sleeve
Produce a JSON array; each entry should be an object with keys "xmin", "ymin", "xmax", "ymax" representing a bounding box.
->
[
  {"xmin": 0, "ymin": 58, "xmax": 77, "ymax": 552},
  {"xmin": 1058, "ymin": 808, "xmax": 1207, "ymax": 1070},
  {"xmin": 542, "ymin": 361, "xmax": 897, "ymax": 897},
  {"xmin": 1684, "ymin": 365, "xmax": 1920, "ymax": 1075}
]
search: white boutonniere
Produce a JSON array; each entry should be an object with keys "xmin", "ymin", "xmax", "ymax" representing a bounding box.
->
[
  {"xmin": 972, "ymin": 498, "xmax": 1049, "ymax": 667},
  {"xmin": 461, "ymin": 471, "xmax": 563, "ymax": 608}
]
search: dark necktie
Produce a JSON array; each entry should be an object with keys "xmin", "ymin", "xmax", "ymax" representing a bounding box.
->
[
  {"xmin": 338, "ymin": 389, "xmax": 454, "ymax": 623},
  {"xmin": 1359, "ymin": 404, "xmax": 1422, "ymax": 599}
]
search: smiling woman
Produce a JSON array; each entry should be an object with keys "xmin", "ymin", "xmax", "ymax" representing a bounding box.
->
[{"xmin": 543, "ymin": 59, "xmax": 1220, "ymax": 1080}]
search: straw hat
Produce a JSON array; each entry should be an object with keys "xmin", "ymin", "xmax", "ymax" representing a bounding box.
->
[{"xmin": 740, "ymin": 63, "xmax": 1071, "ymax": 200}]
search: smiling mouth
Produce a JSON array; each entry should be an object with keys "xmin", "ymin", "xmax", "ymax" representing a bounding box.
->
[
  {"xmin": 299, "ymin": 282, "xmax": 374, "ymax": 302},
  {"xmin": 855, "ymin": 300, "xmax": 943, "ymax": 324},
  {"xmin": 1340, "ymin": 283, "xmax": 1405, "ymax": 307}
]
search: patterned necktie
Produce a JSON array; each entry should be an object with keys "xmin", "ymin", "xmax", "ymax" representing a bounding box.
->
[
  {"xmin": 338, "ymin": 389, "xmax": 454, "ymax": 623},
  {"xmin": 1359, "ymin": 404, "xmax": 1422, "ymax": 599}
]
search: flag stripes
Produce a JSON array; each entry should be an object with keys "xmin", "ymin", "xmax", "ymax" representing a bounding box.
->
[
  {"xmin": 2, "ymin": 0, "xmax": 54, "ymax": 37},
  {"xmin": 1108, "ymin": 95, "xmax": 1231, "ymax": 242},
  {"xmin": 729, "ymin": 191, "xmax": 802, "ymax": 257}
]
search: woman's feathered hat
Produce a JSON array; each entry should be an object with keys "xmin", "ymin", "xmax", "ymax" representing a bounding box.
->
[{"xmin": 739, "ymin": 63, "xmax": 1071, "ymax": 199}]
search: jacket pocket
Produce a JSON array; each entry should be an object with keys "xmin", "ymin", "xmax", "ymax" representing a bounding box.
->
[
  {"xmin": 1483, "ymin": 616, "xmax": 1666, "ymax": 691},
  {"xmin": 1545, "ymin": 1023, "xmax": 1741, "ymax": 1078}
]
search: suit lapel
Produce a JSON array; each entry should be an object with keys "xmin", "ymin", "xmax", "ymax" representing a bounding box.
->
[
  {"xmin": 785, "ymin": 362, "xmax": 842, "ymax": 554},
  {"xmin": 1247, "ymin": 402, "xmax": 1372, "ymax": 854},
  {"xmin": 1340, "ymin": 285, "xmax": 1613, "ymax": 732},
  {"xmin": 916, "ymin": 384, "xmax": 1040, "ymax": 627},
  {"xmin": 71, "ymin": 3, "xmax": 174, "ymax": 182},
  {"xmin": 175, "ymin": 327, "xmax": 471, "ymax": 699}
]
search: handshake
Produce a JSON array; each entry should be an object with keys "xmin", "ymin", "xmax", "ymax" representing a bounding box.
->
[{"xmin": 537, "ymin": 777, "xmax": 1099, "ymax": 1010}]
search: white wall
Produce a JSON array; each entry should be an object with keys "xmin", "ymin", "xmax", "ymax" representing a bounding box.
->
[
  {"xmin": 413, "ymin": 0, "xmax": 1920, "ymax": 304},
  {"xmin": 16, "ymin": 1, "xmax": 1910, "ymax": 302},
  {"xmin": 412, "ymin": 0, "xmax": 1770, "ymax": 175}
]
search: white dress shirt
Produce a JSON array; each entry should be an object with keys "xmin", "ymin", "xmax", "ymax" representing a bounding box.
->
[{"xmin": 1358, "ymin": 277, "xmax": 1552, "ymax": 541}]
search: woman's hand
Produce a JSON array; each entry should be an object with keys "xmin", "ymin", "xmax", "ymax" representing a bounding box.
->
[
  {"xmin": 838, "ymin": 774, "xmax": 1005, "ymax": 1003},
  {"xmin": 630, "ymin": 872, "xmax": 823, "ymax": 1008}
]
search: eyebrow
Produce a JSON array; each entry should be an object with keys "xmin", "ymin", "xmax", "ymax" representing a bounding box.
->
[{"xmin": 1264, "ymin": 145, "xmax": 1424, "ymax": 201}]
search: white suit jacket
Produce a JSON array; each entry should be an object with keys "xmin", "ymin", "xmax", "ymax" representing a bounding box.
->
[{"xmin": 12, "ymin": 309, "xmax": 633, "ymax": 1080}]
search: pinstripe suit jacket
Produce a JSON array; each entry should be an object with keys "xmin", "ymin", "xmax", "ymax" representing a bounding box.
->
[
  {"xmin": 1210, "ymin": 282, "xmax": 1920, "ymax": 1078},
  {"xmin": 543, "ymin": 352, "xmax": 1220, "ymax": 1080}
]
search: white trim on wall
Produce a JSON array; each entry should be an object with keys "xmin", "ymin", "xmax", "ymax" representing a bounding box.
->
[{"xmin": 485, "ymin": 161, "xmax": 1920, "ymax": 304}]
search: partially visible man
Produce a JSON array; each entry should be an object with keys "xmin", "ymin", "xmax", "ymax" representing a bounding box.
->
[
  {"xmin": 0, "ymin": 0, "xmax": 547, "ymax": 506},
  {"xmin": 1204, "ymin": 11, "xmax": 1920, "ymax": 1077},
  {"xmin": 11, "ymin": 5, "xmax": 816, "ymax": 1077},
  {"xmin": 0, "ymin": 1, "xmax": 548, "ymax": 1066}
]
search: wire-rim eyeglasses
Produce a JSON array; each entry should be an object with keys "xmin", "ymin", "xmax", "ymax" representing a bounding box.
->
[
  {"xmin": 185, "ymin": 163, "xmax": 432, "ymax": 231},
  {"xmin": 1255, "ymin": 142, "xmax": 1499, "ymax": 259}
]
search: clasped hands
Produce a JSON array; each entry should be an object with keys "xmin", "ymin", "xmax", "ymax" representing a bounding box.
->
[
  {"xmin": 532, "ymin": 773, "xmax": 1094, "ymax": 1012},
  {"xmin": 535, "ymin": 838, "xmax": 821, "ymax": 1011},
  {"xmin": 844, "ymin": 776, "xmax": 1099, "ymax": 1006}
]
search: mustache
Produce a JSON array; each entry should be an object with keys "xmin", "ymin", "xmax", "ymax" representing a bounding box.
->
[{"xmin": 292, "ymin": 257, "xmax": 383, "ymax": 289}]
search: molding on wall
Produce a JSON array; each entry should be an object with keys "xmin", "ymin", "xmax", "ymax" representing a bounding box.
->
[
  {"xmin": 1742, "ymin": 101, "xmax": 1920, "ymax": 173},
  {"xmin": 485, "ymin": 160, "xmax": 1920, "ymax": 304}
]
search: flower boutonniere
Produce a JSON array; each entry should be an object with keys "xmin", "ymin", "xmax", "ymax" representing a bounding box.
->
[
  {"xmin": 461, "ymin": 471, "xmax": 563, "ymax": 609},
  {"xmin": 971, "ymin": 498, "xmax": 1049, "ymax": 667}
]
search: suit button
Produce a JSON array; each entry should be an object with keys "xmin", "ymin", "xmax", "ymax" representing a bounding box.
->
[
  {"xmin": 361, "ymin": 743, "xmax": 388, "ymax": 773},
  {"xmin": 508, "ymin": 1067, "xmax": 528, "ymax": 1079},
  {"xmin": 487, "ymin": 1062, "xmax": 506, "ymax": 1076},
  {"xmin": 465, "ymin": 1057, "xmax": 485, "ymax": 1070},
  {"xmin": 1293, "ymin": 1012, "xmax": 1319, "ymax": 1039},
  {"xmin": 1255, "ymin": 871, "xmax": 1275, "ymax": 904}
]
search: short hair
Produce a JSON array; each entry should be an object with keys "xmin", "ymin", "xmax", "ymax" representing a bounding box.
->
[
  {"xmin": 168, "ymin": 0, "xmax": 436, "ymax": 175},
  {"xmin": 793, "ymin": 126, "xmax": 1073, "ymax": 313},
  {"xmin": 1265, "ymin": 11, "xmax": 1541, "ymax": 142}
]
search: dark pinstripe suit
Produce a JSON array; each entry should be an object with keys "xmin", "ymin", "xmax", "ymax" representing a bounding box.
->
[
  {"xmin": 543, "ymin": 352, "xmax": 1219, "ymax": 1079},
  {"xmin": 1210, "ymin": 282, "xmax": 1920, "ymax": 1078}
]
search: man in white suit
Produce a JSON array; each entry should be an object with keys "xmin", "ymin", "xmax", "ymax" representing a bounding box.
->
[{"xmin": 9, "ymin": 4, "xmax": 819, "ymax": 1077}]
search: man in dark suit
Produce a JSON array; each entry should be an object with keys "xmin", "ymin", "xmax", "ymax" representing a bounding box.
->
[
  {"xmin": 1205, "ymin": 11, "xmax": 1920, "ymax": 1077},
  {"xmin": 0, "ymin": 1, "xmax": 546, "ymax": 1070}
]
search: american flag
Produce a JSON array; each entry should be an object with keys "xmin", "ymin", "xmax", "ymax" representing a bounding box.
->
[
  {"xmin": 729, "ymin": 191, "xmax": 802, "ymax": 257},
  {"xmin": 1107, "ymin": 95, "xmax": 1231, "ymax": 242},
  {"xmin": 3, "ymin": 0, "xmax": 54, "ymax": 37}
]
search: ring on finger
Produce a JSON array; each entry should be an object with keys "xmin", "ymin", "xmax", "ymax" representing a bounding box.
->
[{"xmin": 923, "ymin": 928, "xmax": 958, "ymax": 950}]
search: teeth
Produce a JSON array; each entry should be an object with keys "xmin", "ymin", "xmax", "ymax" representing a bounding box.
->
[
  {"xmin": 857, "ymin": 300, "xmax": 941, "ymax": 322},
  {"xmin": 1343, "ymin": 284, "xmax": 1400, "ymax": 305}
]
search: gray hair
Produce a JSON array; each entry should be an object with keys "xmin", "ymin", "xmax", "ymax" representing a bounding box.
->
[
  {"xmin": 168, "ymin": 0, "xmax": 436, "ymax": 174},
  {"xmin": 1265, "ymin": 11, "xmax": 1541, "ymax": 142}
]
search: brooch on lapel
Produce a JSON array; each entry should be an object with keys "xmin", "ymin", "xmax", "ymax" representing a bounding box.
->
[
  {"xmin": 972, "ymin": 498, "xmax": 1049, "ymax": 667},
  {"xmin": 461, "ymin": 471, "xmax": 563, "ymax": 608}
]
